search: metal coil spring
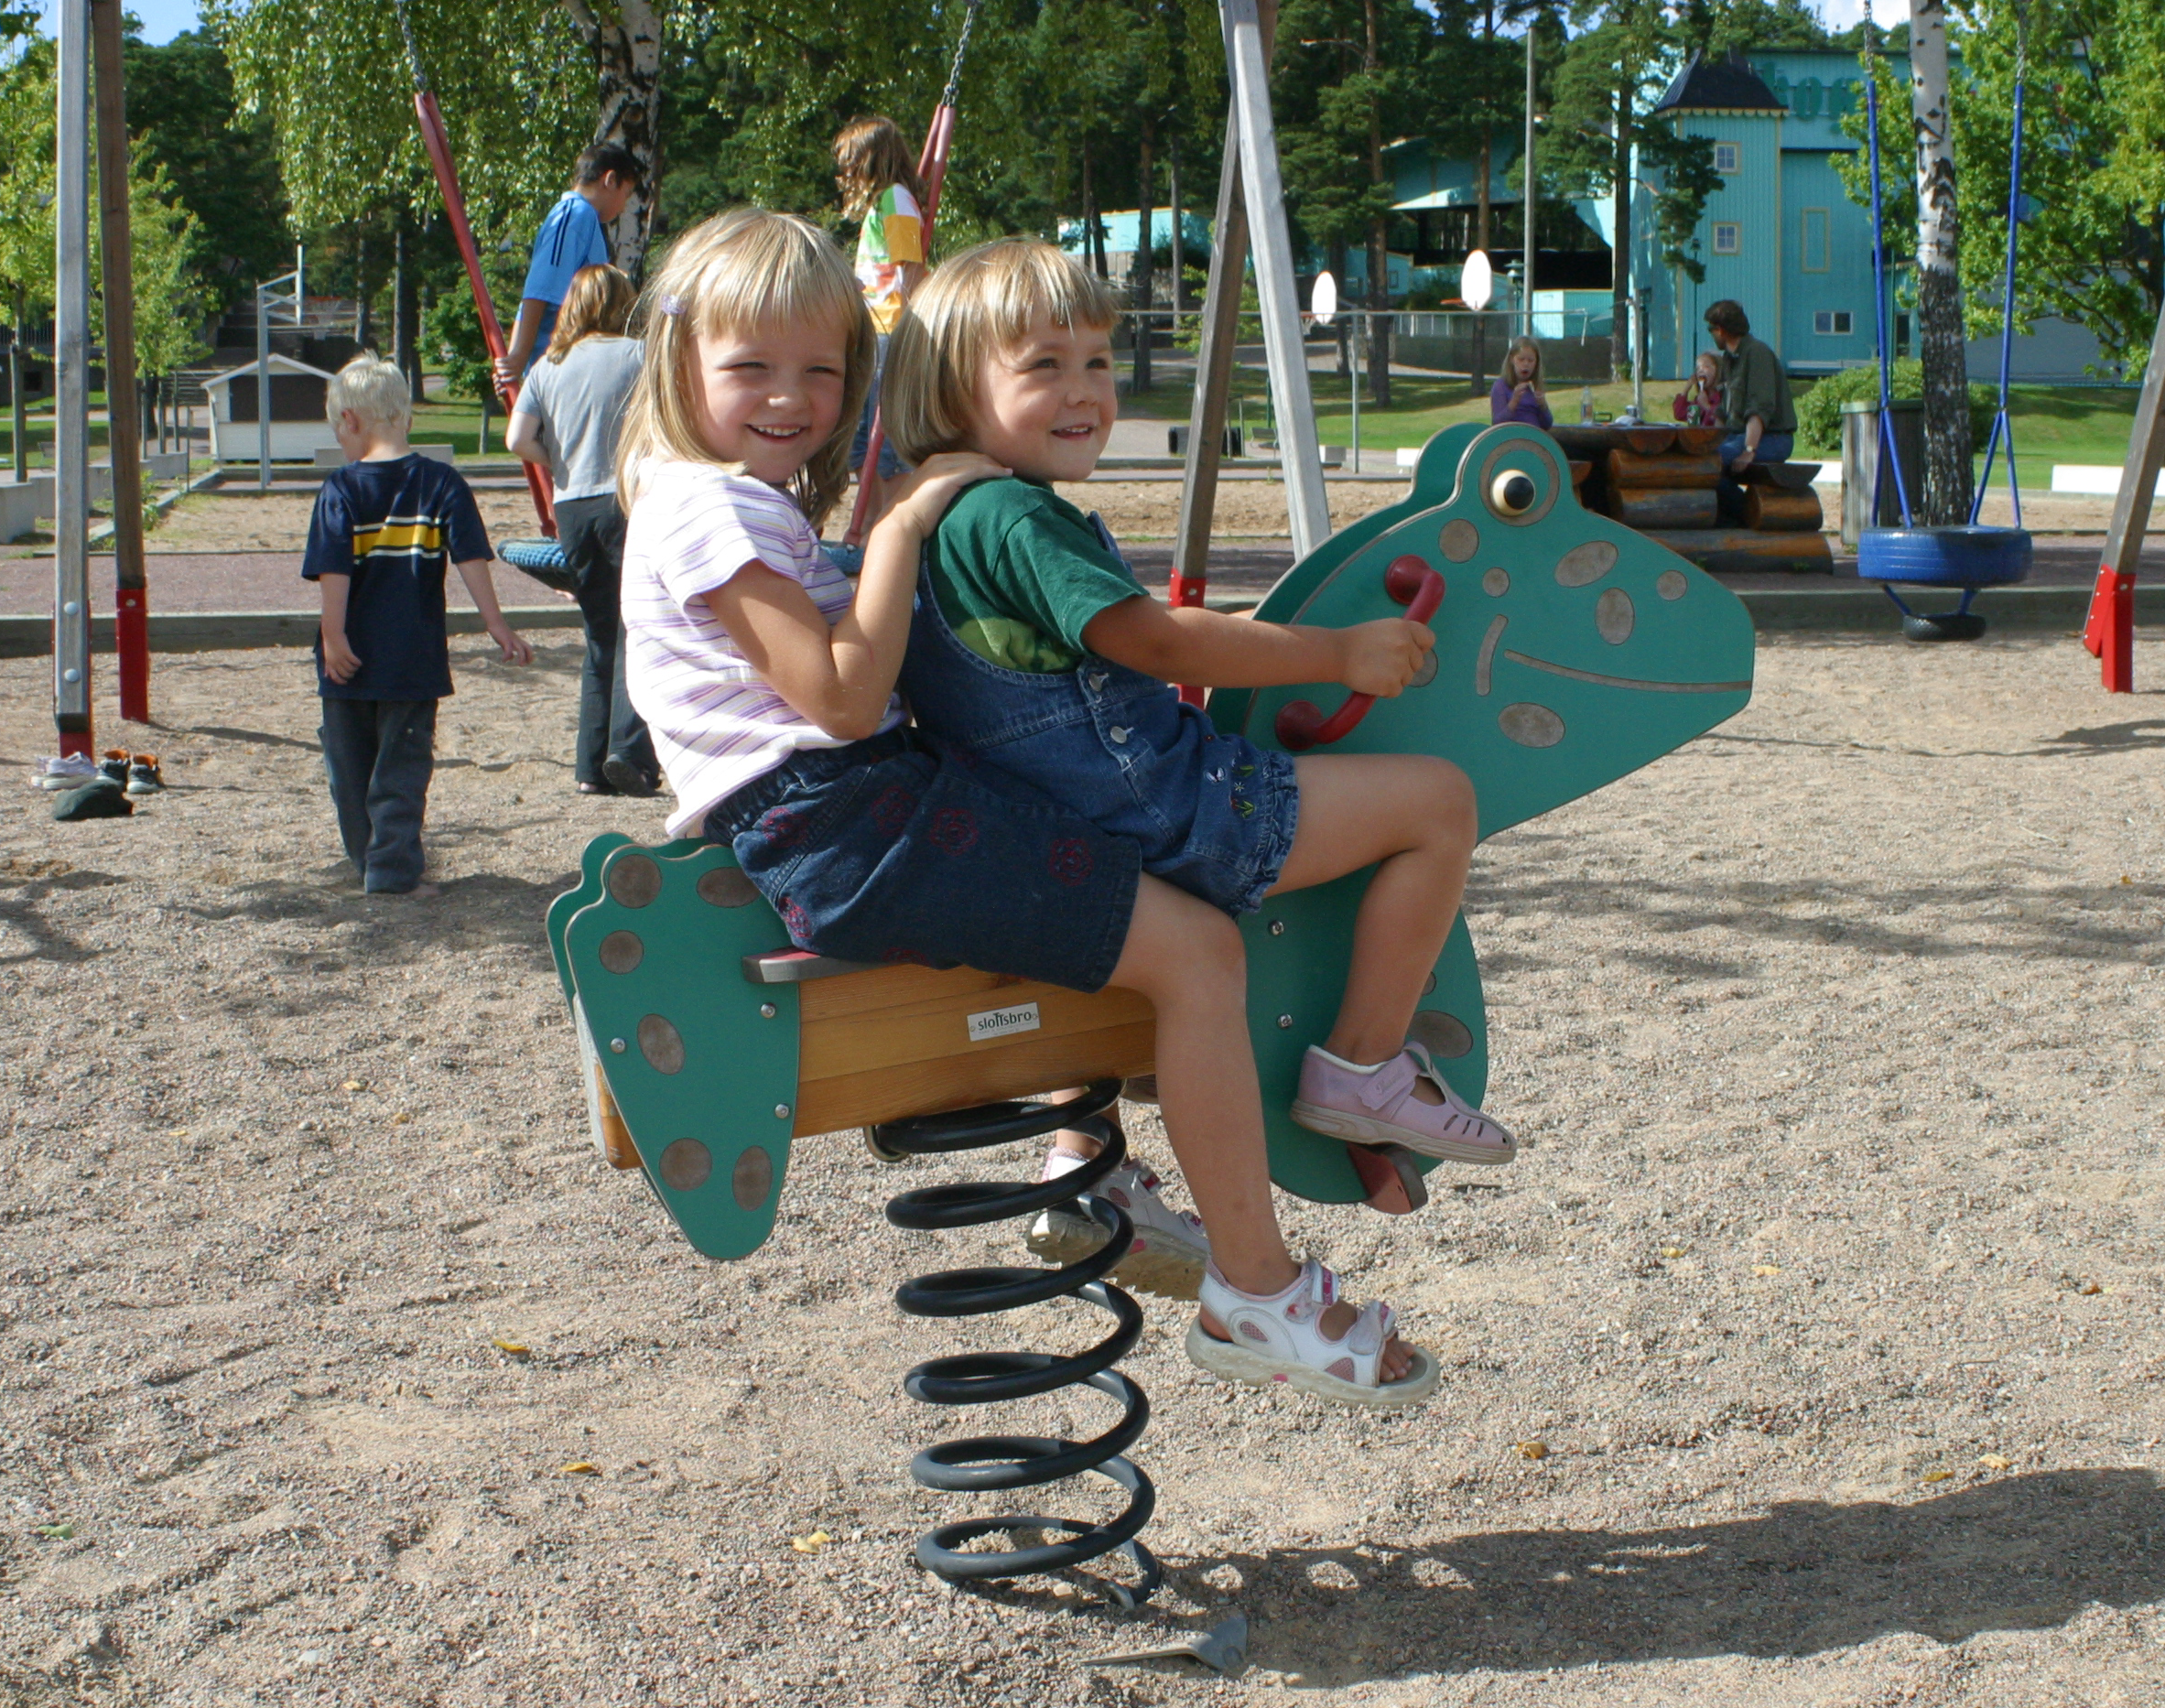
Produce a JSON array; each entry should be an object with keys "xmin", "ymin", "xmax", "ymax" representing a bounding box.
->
[{"xmin": 873, "ymin": 1079, "xmax": 1161, "ymax": 1605}]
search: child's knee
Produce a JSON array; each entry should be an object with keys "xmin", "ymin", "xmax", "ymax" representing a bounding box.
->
[{"xmin": 1413, "ymin": 755, "xmax": 1477, "ymax": 841}]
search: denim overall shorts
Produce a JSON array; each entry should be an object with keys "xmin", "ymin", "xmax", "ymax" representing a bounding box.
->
[{"xmin": 899, "ymin": 557, "xmax": 1299, "ymax": 918}]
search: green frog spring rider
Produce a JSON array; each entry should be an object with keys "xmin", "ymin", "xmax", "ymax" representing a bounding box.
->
[{"xmin": 545, "ymin": 422, "xmax": 1756, "ymax": 1601}]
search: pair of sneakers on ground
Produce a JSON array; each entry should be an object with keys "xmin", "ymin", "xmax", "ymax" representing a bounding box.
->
[
  {"xmin": 1026, "ymin": 1039, "xmax": 1512, "ymax": 1409},
  {"xmin": 35, "ymin": 751, "xmax": 163, "ymax": 796}
]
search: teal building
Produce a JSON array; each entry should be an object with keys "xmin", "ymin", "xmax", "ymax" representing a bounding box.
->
[{"xmin": 1632, "ymin": 49, "xmax": 1898, "ymax": 381}]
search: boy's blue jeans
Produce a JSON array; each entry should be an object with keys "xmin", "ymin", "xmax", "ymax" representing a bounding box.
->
[{"xmin": 319, "ymin": 697, "xmax": 437, "ymax": 892}]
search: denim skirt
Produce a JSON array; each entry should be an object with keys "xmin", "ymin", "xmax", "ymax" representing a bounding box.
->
[{"xmin": 705, "ymin": 727, "xmax": 1142, "ymax": 992}]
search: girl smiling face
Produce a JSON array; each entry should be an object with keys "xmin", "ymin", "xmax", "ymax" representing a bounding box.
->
[
  {"xmin": 966, "ymin": 311, "xmax": 1117, "ymax": 484},
  {"xmin": 691, "ymin": 319, "xmax": 850, "ymax": 486}
]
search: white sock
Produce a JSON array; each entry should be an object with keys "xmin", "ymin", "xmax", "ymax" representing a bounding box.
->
[
  {"xmin": 1311, "ymin": 1044, "xmax": 1395, "ymax": 1075},
  {"xmin": 1042, "ymin": 1147, "xmax": 1098, "ymax": 1183}
]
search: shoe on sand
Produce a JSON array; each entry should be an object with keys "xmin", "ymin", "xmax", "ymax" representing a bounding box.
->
[
  {"xmin": 34, "ymin": 754, "xmax": 99, "ymax": 791},
  {"xmin": 1291, "ymin": 1041, "xmax": 1515, "ymax": 1166},
  {"xmin": 601, "ymin": 754, "xmax": 659, "ymax": 797},
  {"xmin": 1028, "ymin": 1150, "xmax": 1209, "ymax": 1301},
  {"xmin": 124, "ymin": 754, "xmax": 164, "ymax": 796}
]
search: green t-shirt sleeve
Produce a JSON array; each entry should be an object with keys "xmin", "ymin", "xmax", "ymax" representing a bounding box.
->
[{"xmin": 929, "ymin": 481, "xmax": 1146, "ymax": 672}]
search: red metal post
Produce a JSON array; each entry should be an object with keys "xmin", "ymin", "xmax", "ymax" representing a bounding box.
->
[
  {"xmin": 2084, "ymin": 299, "xmax": 2165, "ymax": 691},
  {"xmin": 408, "ymin": 88, "xmax": 556, "ymax": 535}
]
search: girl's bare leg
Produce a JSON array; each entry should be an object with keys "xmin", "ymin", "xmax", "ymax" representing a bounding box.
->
[
  {"xmin": 1099, "ymin": 873, "xmax": 1414, "ymax": 1381},
  {"xmin": 1265, "ymin": 752, "xmax": 1476, "ymax": 1066}
]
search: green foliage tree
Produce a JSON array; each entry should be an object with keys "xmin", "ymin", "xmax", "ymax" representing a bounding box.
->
[
  {"xmin": 1831, "ymin": 40, "xmax": 1915, "ymax": 270},
  {"xmin": 1273, "ymin": 0, "xmax": 1459, "ymax": 404},
  {"xmin": 0, "ymin": 19, "xmax": 206, "ymax": 384},
  {"xmin": 121, "ymin": 26, "xmax": 288, "ymax": 313},
  {"xmin": 1952, "ymin": 0, "xmax": 2165, "ymax": 382},
  {"xmin": 1545, "ymin": 0, "xmax": 1722, "ymax": 378}
]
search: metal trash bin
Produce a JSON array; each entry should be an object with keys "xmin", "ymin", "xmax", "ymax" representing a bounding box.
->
[{"xmin": 1839, "ymin": 398, "xmax": 1924, "ymax": 549}]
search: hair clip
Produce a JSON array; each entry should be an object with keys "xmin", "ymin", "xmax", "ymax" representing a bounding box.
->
[{"xmin": 656, "ymin": 293, "xmax": 686, "ymax": 317}]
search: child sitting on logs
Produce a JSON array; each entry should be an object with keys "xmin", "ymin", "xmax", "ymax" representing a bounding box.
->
[
  {"xmin": 1673, "ymin": 351, "xmax": 1723, "ymax": 427},
  {"xmin": 879, "ymin": 239, "xmax": 1517, "ymax": 1407}
]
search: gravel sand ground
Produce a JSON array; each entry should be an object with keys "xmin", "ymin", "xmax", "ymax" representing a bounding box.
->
[{"xmin": 2, "ymin": 632, "xmax": 2162, "ymax": 1707}]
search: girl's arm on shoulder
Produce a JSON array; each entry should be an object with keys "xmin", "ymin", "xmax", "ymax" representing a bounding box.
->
[
  {"xmin": 701, "ymin": 453, "xmax": 1007, "ymax": 741},
  {"xmin": 1082, "ymin": 597, "xmax": 1432, "ymax": 699}
]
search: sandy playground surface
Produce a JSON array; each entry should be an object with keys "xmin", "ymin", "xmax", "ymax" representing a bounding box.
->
[
  {"xmin": 122, "ymin": 478, "xmax": 1402, "ymax": 559},
  {"xmin": 1, "ymin": 631, "xmax": 2163, "ymax": 1707}
]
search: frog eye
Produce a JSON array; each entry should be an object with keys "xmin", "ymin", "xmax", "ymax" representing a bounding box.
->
[{"xmin": 1488, "ymin": 470, "xmax": 1538, "ymax": 516}]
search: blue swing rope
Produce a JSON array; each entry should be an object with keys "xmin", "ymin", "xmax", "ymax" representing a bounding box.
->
[
  {"xmin": 1863, "ymin": 2, "xmax": 1914, "ymax": 531},
  {"xmin": 1971, "ymin": 3, "xmax": 2027, "ymax": 527}
]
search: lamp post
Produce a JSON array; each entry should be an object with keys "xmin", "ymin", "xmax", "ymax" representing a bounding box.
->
[{"xmin": 1522, "ymin": 16, "xmax": 1537, "ymax": 341}]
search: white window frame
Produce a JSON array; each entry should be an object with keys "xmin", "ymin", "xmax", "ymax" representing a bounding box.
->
[
  {"xmin": 1800, "ymin": 207, "xmax": 1830, "ymax": 273},
  {"xmin": 1712, "ymin": 141, "xmax": 1741, "ymax": 174},
  {"xmin": 1813, "ymin": 309, "xmax": 1854, "ymax": 336},
  {"xmin": 1711, "ymin": 222, "xmax": 1742, "ymax": 255}
]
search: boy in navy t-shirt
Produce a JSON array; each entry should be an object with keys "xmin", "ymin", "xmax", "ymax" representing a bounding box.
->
[{"xmin": 303, "ymin": 356, "xmax": 531, "ymax": 895}]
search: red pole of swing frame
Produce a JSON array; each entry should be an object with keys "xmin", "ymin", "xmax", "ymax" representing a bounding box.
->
[
  {"xmin": 2084, "ymin": 298, "xmax": 2165, "ymax": 692},
  {"xmin": 842, "ymin": 106, "xmax": 956, "ymax": 547},
  {"xmin": 407, "ymin": 88, "xmax": 557, "ymax": 535}
]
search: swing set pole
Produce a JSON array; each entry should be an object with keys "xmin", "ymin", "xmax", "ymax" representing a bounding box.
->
[
  {"xmin": 2084, "ymin": 301, "xmax": 2165, "ymax": 693},
  {"xmin": 842, "ymin": 1, "xmax": 980, "ymax": 549},
  {"xmin": 393, "ymin": 0, "xmax": 555, "ymax": 536}
]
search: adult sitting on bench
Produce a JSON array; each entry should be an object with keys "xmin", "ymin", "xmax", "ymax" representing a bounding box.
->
[{"xmin": 1705, "ymin": 298, "xmax": 1796, "ymax": 523}]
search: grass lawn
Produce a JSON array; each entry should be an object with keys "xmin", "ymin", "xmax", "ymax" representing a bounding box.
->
[
  {"xmin": 1, "ymin": 386, "xmax": 510, "ymax": 468},
  {"xmin": 1124, "ymin": 365, "xmax": 2145, "ymax": 481}
]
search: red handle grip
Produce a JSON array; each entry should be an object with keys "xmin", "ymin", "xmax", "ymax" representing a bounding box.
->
[{"xmin": 1274, "ymin": 557, "xmax": 1445, "ymax": 752}]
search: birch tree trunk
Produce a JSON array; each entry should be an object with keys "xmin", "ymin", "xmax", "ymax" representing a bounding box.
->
[
  {"xmin": 1907, "ymin": 0, "xmax": 1971, "ymax": 524},
  {"xmin": 563, "ymin": 1, "xmax": 665, "ymax": 276}
]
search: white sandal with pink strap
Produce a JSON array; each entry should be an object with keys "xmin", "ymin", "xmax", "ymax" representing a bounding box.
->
[{"xmin": 1184, "ymin": 1259, "xmax": 1438, "ymax": 1410}]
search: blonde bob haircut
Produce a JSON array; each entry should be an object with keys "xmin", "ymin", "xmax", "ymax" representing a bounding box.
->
[
  {"xmin": 882, "ymin": 239, "xmax": 1116, "ymax": 467},
  {"xmin": 326, "ymin": 353, "xmax": 413, "ymax": 431},
  {"xmin": 614, "ymin": 208, "xmax": 874, "ymax": 529},
  {"xmin": 546, "ymin": 263, "xmax": 638, "ymax": 362}
]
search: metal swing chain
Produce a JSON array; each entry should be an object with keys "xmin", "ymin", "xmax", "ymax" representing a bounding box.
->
[
  {"xmin": 940, "ymin": 0, "xmax": 984, "ymax": 114},
  {"xmin": 393, "ymin": 0, "xmax": 428, "ymax": 92},
  {"xmin": 1860, "ymin": 0, "xmax": 1915, "ymax": 528}
]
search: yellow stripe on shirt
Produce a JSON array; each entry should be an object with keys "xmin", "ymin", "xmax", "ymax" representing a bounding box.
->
[{"xmin": 351, "ymin": 520, "xmax": 446, "ymax": 558}]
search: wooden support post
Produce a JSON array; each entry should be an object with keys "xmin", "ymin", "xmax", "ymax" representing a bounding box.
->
[
  {"xmin": 1221, "ymin": 0, "xmax": 1328, "ymax": 559},
  {"xmin": 2084, "ymin": 301, "xmax": 2165, "ymax": 692},
  {"xmin": 53, "ymin": 0, "xmax": 92, "ymax": 758},
  {"xmin": 1170, "ymin": 107, "xmax": 1249, "ymax": 665},
  {"xmin": 92, "ymin": 0, "xmax": 147, "ymax": 725}
]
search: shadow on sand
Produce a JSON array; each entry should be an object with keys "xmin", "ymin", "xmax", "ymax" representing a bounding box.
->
[{"xmin": 1162, "ymin": 1469, "xmax": 2165, "ymax": 1685}]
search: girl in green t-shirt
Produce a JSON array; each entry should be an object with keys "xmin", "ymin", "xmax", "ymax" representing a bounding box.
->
[{"xmin": 884, "ymin": 240, "xmax": 1519, "ymax": 1411}]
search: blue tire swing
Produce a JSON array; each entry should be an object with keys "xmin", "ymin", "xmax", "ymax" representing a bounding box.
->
[{"xmin": 1855, "ymin": 2, "xmax": 2032, "ymax": 640}]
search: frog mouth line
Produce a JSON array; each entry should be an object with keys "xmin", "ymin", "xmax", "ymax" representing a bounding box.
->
[{"xmin": 1501, "ymin": 650, "xmax": 1752, "ymax": 695}]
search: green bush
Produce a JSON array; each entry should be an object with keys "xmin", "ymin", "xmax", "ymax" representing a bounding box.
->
[{"xmin": 1793, "ymin": 359, "xmax": 1995, "ymax": 454}]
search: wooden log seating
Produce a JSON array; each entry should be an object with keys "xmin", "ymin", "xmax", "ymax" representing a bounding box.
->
[{"xmin": 1549, "ymin": 422, "xmax": 1829, "ymax": 571}]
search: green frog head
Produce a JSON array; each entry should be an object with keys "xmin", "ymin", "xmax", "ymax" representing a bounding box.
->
[{"xmin": 1214, "ymin": 422, "xmax": 1757, "ymax": 838}]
